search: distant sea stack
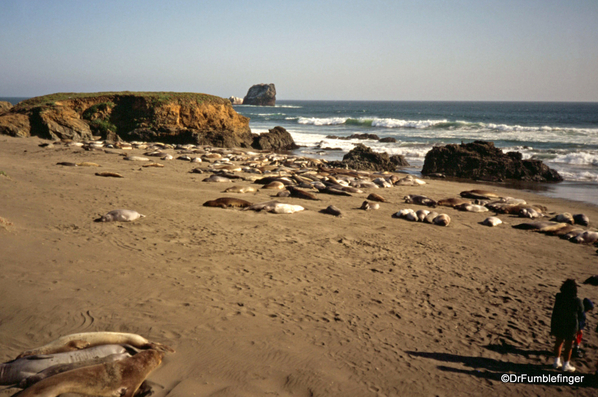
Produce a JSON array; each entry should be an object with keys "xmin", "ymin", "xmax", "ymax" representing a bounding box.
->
[
  {"xmin": 0, "ymin": 92, "xmax": 254, "ymax": 147},
  {"xmin": 242, "ymin": 83, "xmax": 276, "ymax": 106},
  {"xmin": 422, "ymin": 140, "xmax": 563, "ymax": 182}
]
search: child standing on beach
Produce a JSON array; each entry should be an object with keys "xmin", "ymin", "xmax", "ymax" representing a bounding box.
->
[
  {"xmin": 573, "ymin": 298, "xmax": 594, "ymax": 358},
  {"xmin": 550, "ymin": 279, "xmax": 584, "ymax": 372}
]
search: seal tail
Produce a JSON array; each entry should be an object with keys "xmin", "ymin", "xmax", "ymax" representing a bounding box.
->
[
  {"xmin": 145, "ymin": 342, "xmax": 175, "ymax": 353},
  {"xmin": 139, "ymin": 214, "xmax": 146, "ymax": 218}
]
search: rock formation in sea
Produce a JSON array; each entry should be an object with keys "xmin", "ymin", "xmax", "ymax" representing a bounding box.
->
[
  {"xmin": 422, "ymin": 140, "xmax": 563, "ymax": 182},
  {"xmin": 327, "ymin": 143, "xmax": 410, "ymax": 171},
  {"xmin": 229, "ymin": 96, "xmax": 243, "ymax": 105},
  {"xmin": 242, "ymin": 84, "xmax": 276, "ymax": 106},
  {"xmin": 0, "ymin": 92, "xmax": 254, "ymax": 147},
  {"xmin": 0, "ymin": 101, "xmax": 12, "ymax": 114},
  {"xmin": 252, "ymin": 126, "xmax": 299, "ymax": 150}
]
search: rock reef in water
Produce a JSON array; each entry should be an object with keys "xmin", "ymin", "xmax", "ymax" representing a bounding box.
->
[
  {"xmin": 229, "ymin": 96, "xmax": 243, "ymax": 105},
  {"xmin": 252, "ymin": 126, "xmax": 299, "ymax": 151},
  {"xmin": 242, "ymin": 84, "xmax": 276, "ymax": 106},
  {"xmin": 0, "ymin": 92, "xmax": 254, "ymax": 147},
  {"xmin": 422, "ymin": 140, "xmax": 563, "ymax": 182},
  {"xmin": 327, "ymin": 143, "xmax": 410, "ymax": 171}
]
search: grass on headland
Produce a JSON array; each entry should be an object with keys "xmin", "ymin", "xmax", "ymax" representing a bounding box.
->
[{"xmin": 14, "ymin": 92, "xmax": 228, "ymax": 110}]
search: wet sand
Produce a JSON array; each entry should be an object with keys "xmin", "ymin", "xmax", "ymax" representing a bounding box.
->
[{"xmin": 1, "ymin": 135, "xmax": 597, "ymax": 396}]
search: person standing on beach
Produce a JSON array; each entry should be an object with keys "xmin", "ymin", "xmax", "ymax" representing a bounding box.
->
[{"xmin": 550, "ymin": 279, "xmax": 584, "ymax": 372}]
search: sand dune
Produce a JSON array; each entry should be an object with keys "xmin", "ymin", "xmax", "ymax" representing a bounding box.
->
[{"xmin": 1, "ymin": 136, "xmax": 597, "ymax": 396}]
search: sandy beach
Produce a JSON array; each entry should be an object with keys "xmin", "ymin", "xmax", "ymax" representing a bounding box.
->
[{"xmin": 1, "ymin": 135, "xmax": 597, "ymax": 396}]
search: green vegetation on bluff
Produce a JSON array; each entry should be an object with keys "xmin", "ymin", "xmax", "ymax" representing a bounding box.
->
[{"xmin": 15, "ymin": 92, "xmax": 228, "ymax": 110}]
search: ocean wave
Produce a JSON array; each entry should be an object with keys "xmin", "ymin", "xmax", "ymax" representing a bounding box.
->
[
  {"xmin": 551, "ymin": 151, "xmax": 598, "ymax": 167},
  {"xmin": 555, "ymin": 170, "xmax": 598, "ymax": 182}
]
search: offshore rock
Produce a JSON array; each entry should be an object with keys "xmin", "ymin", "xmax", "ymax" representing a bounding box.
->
[
  {"xmin": 0, "ymin": 92, "xmax": 252, "ymax": 147},
  {"xmin": 242, "ymin": 84, "xmax": 276, "ymax": 106},
  {"xmin": 422, "ymin": 140, "xmax": 563, "ymax": 182},
  {"xmin": 252, "ymin": 126, "xmax": 299, "ymax": 151},
  {"xmin": 229, "ymin": 96, "xmax": 243, "ymax": 105},
  {"xmin": 327, "ymin": 143, "xmax": 410, "ymax": 171}
]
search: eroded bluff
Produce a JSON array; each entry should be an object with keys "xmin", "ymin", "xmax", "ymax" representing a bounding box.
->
[{"xmin": 0, "ymin": 92, "xmax": 253, "ymax": 147}]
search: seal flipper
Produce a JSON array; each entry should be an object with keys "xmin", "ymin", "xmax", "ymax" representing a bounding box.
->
[{"xmin": 145, "ymin": 342, "xmax": 175, "ymax": 353}]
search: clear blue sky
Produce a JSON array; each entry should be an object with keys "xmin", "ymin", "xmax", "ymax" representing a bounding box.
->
[{"xmin": 1, "ymin": 0, "xmax": 597, "ymax": 101}]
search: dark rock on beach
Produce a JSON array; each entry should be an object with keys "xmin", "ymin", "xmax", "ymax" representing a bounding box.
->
[
  {"xmin": 251, "ymin": 126, "xmax": 299, "ymax": 151},
  {"xmin": 422, "ymin": 140, "xmax": 563, "ymax": 182},
  {"xmin": 326, "ymin": 133, "xmax": 381, "ymax": 141},
  {"xmin": 327, "ymin": 143, "xmax": 410, "ymax": 171},
  {"xmin": 242, "ymin": 83, "xmax": 276, "ymax": 106}
]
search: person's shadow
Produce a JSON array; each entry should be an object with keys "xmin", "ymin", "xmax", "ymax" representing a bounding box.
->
[{"xmin": 406, "ymin": 342, "xmax": 597, "ymax": 388}]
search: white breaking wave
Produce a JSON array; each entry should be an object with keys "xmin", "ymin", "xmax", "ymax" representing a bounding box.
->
[
  {"xmin": 554, "ymin": 170, "xmax": 598, "ymax": 182},
  {"xmin": 297, "ymin": 117, "xmax": 348, "ymax": 125},
  {"xmin": 551, "ymin": 151, "xmax": 598, "ymax": 166},
  {"xmin": 371, "ymin": 118, "xmax": 449, "ymax": 129}
]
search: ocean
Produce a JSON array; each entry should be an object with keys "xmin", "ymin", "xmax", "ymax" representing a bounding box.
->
[
  {"xmin": 3, "ymin": 97, "xmax": 597, "ymax": 205},
  {"xmin": 233, "ymin": 100, "xmax": 598, "ymax": 206}
]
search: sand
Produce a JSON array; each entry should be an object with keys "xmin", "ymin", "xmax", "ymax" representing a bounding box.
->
[{"xmin": 0, "ymin": 135, "xmax": 597, "ymax": 396}]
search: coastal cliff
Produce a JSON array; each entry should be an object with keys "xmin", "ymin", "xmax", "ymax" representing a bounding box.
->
[{"xmin": 0, "ymin": 92, "xmax": 253, "ymax": 147}]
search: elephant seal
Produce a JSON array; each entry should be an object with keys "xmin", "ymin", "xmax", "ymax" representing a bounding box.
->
[
  {"xmin": 551, "ymin": 212, "xmax": 574, "ymax": 224},
  {"xmin": 56, "ymin": 162, "xmax": 78, "ymax": 167},
  {"xmin": 573, "ymin": 213, "xmax": 590, "ymax": 226},
  {"xmin": 16, "ymin": 332, "xmax": 174, "ymax": 358},
  {"xmin": 459, "ymin": 190, "xmax": 500, "ymax": 200},
  {"xmin": 262, "ymin": 181, "xmax": 286, "ymax": 190},
  {"xmin": 519, "ymin": 208, "xmax": 542, "ymax": 219},
  {"xmin": 424, "ymin": 211, "xmax": 439, "ymax": 224},
  {"xmin": 416, "ymin": 209, "xmax": 430, "ymax": 222},
  {"xmin": 321, "ymin": 205, "xmax": 342, "ymax": 217},
  {"xmin": 367, "ymin": 193, "xmax": 386, "ymax": 203},
  {"xmin": 393, "ymin": 209, "xmax": 415, "ymax": 219},
  {"xmin": 433, "ymin": 214, "xmax": 451, "ymax": 226},
  {"xmin": 287, "ymin": 186, "xmax": 319, "ymax": 200},
  {"xmin": 318, "ymin": 186, "xmax": 352, "ymax": 196},
  {"xmin": 481, "ymin": 217, "xmax": 502, "ymax": 227},
  {"xmin": 203, "ymin": 175, "xmax": 231, "ymax": 183},
  {"xmin": 96, "ymin": 172, "xmax": 124, "ymax": 178},
  {"xmin": 77, "ymin": 162, "xmax": 101, "ymax": 167},
  {"xmin": 359, "ymin": 201, "xmax": 379, "ymax": 210},
  {"xmin": 404, "ymin": 195, "xmax": 437, "ymax": 208},
  {"xmin": 13, "ymin": 349, "xmax": 164, "ymax": 397},
  {"xmin": 142, "ymin": 163, "xmax": 165, "ymax": 168},
  {"xmin": 454, "ymin": 203, "xmax": 489, "ymax": 213},
  {"xmin": 245, "ymin": 201, "xmax": 305, "ymax": 214},
  {"xmin": 512, "ymin": 221, "xmax": 568, "ymax": 233},
  {"xmin": 97, "ymin": 210, "xmax": 145, "ymax": 222},
  {"xmin": 123, "ymin": 155, "xmax": 150, "ymax": 161},
  {"xmin": 1, "ymin": 345, "xmax": 130, "ymax": 386},
  {"xmin": 18, "ymin": 352, "xmax": 130, "ymax": 388},
  {"xmin": 437, "ymin": 198, "xmax": 472, "ymax": 207},
  {"xmin": 571, "ymin": 231, "xmax": 598, "ymax": 244},
  {"xmin": 223, "ymin": 186, "xmax": 258, "ymax": 194},
  {"xmin": 203, "ymin": 197, "xmax": 252, "ymax": 208}
]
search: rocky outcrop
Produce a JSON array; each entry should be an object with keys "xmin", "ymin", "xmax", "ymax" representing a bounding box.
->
[
  {"xmin": 252, "ymin": 126, "xmax": 299, "ymax": 151},
  {"xmin": 327, "ymin": 143, "xmax": 410, "ymax": 171},
  {"xmin": 0, "ymin": 101, "xmax": 12, "ymax": 114},
  {"xmin": 422, "ymin": 140, "xmax": 563, "ymax": 182},
  {"xmin": 0, "ymin": 92, "xmax": 252, "ymax": 147},
  {"xmin": 229, "ymin": 96, "xmax": 243, "ymax": 105},
  {"xmin": 326, "ymin": 133, "xmax": 380, "ymax": 140},
  {"xmin": 242, "ymin": 84, "xmax": 276, "ymax": 106}
]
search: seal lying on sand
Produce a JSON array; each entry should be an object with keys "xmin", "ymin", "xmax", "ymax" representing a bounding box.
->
[
  {"xmin": 203, "ymin": 198, "xmax": 252, "ymax": 208},
  {"xmin": 17, "ymin": 353, "xmax": 130, "ymax": 389},
  {"xmin": 321, "ymin": 205, "xmax": 342, "ymax": 217},
  {"xmin": 437, "ymin": 198, "xmax": 472, "ymax": 207},
  {"xmin": 16, "ymin": 332, "xmax": 174, "ymax": 358},
  {"xmin": 367, "ymin": 193, "xmax": 386, "ymax": 203},
  {"xmin": 245, "ymin": 201, "xmax": 305, "ymax": 214},
  {"xmin": 460, "ymin": 190, "xmax": 500, "ymax": 200},
  {"xmin": 223, "ymin": 186, "xmax": 258, "ymax": 194},
  {"xmin": 481, "ymin": 217, "xmax": 503, "ymax": 227},
  {"xmin": 13, "ymin": 349, "xmax": 164, "ymax": 397},
  {"xmin": 1, "ymin": 345, "xmax": 130, "ymax": 386},
  {"xmin": 573, "ymin": 213, "xmax": 590, "ymax": 226},
  {"xmin": 287, "ymin": 186, "xmax": 319, "ymax": 200},
  {"xmin": 404, "ymin": 195, "xmax": 437, "ymax": 207},
  {"xmin": 512, "ymin": 221, "xmax": 569, "ymax": 233},
  {"xmin": 97, "ymin": 210, "xmax": 145, "ymax": 222}
]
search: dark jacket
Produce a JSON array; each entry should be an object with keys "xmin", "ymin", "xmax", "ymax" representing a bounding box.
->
[{"xmin": 550, "ymin": 292, "xmax": 584, "ymax": 340}]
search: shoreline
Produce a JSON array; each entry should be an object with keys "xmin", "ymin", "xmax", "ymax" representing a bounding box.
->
[{"xmin": 1, "ymin": 135, "xmax": 598, "ymax": 396}]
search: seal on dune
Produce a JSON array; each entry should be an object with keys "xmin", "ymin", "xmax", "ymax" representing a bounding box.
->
[
  {"xmin": 96, "ymin": 210, "xmax": 145, "ymax": 222},
  {"xmin": 1, "ymin": 345, "xmax": 130, "ymax": 386},
  {"xmin": 203, "ymin": 197, "xmax": 252, "ymax": 208},
  {"xmin": 16, "ymin": 332, "xmax": 174, "ymax": 358},
  {"xmin": 13, "ymin": 349, "xmax": 164, "ymax": 397}
]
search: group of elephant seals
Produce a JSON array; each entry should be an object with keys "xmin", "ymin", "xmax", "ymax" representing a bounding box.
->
[
  {"xmin": 13, "ymin": 349, "xmax": 164, "ymax": 397},
  {"xmin": 96, "ymin": 210, "xmax": 145, "ymax": 222},
  {"xmin": 404, "ymin": 195, "xmax": 437, "ymax": 207},
  {"xmin": 203, "ymin": 197, "xmax": 252, "ymax": 208},
  {"xmin": 16, "ymin": 332, "xmax": 174, "ymax": 358},
  {"xmin": 1, "ymin": 345, "xmax": 131, "ymax": 386}
]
